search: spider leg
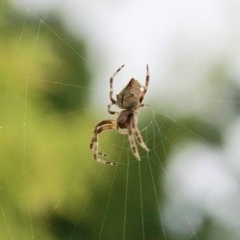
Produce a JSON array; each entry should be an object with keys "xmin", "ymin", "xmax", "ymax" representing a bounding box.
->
[
  {"xmin": 107, "ymin": 103, "xmax": 118, "ymax": 115},
  {"xmin": 138, "ymin": 103, "xmax": 150, "ymax": 108},
  {"xmin": 109, "ymin": 65, "xmax": 125, "ymax": 104},
  {"xmin": 90, "ymin": 120, "xmax": 118, "ymax": 165},
  {"xmin": 127, "ymin": 125, "xmax": 140, "ymax": 160},
  {"xmin": 132, "ymin": 115, "xmax": 149, "ymax": 151},
  {"xmin": 133, "ymin": 127, "xmax": 149, "ymax": 152},
  {"xmin": 91, "ymin": 120, "xmax": 115, "ymax": 134},
  {"xmin": 139, "ymin": 64, "xmax": 149, "ymax": 103},
  {"xmin": 90, "ymin": 120, "xmax": 114, "ymax": 152}
]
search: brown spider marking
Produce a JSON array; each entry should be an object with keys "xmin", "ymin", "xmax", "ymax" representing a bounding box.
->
[{"xmin": 90, "ymin": 65, "xmax": 150, "ymax": 165}]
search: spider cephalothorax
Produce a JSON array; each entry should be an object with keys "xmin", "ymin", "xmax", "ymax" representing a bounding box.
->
[
  {"xmin": 90, "ymin": 65, "xmax": 150, "ymax": 165},
  {"xmin": 117, "ymin": 110, "xmax": 134, "ymax": 129}
]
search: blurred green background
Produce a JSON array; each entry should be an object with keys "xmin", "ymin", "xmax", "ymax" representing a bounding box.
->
[
  {"xmin": 1, "ymin": 1, "xmax": 240, "ymax": 240},
  {"xmin": 0, "ymin": 3, "xmax": 166, "ymax": 239}
]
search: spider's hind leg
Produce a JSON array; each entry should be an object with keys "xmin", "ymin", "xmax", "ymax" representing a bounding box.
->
[
  {"xmin": 107, "ymin": 103, "xmax": 118, "ymax": 115},
  {"xmin": 139, "ymin": 64, "xmax": 150, "ymax": 104},
  {"xmin": 109, "ymin": 64, "xmax": 125, "ymax": 104}
]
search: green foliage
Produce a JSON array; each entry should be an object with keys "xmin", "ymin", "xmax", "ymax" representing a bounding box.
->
[{"xmin": 0, "ymin": 3, "xmax": 95, "ymax": 239}]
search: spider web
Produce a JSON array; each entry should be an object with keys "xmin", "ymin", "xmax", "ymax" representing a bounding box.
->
[{"xmin": 1, "ymin": 1, "xmax": 240, "ymax": 240}]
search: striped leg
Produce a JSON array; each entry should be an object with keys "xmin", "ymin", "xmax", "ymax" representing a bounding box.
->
[
  {"xmin": 133, "ymin": 127, "xmax": 149, "ymax": 152},
  {"xmin": 132, "ymin": 115, "xmax": 149, "ymax": 151},
  {"xmin": 109, "ymin": 65, "xmax": 125, "ymax": 104},
  {"xmin": 108, "ymin": 103, "xmax": 118, "ymax": 115},
  {"xmin": 139, "ymin": 64, "xmax": 150, "ymax": 103},
  {"xmin": 127, "ymin": 126, "xmax": 140, "ymax": 160},
  {"xmin": 90, "ymin": 120, "xmax": 117, "ymax": 165}
]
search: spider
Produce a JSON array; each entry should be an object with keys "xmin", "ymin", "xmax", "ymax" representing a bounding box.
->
[{"xmin": 90, "ymin": 65, "xmax": 150, "ymax": 165}]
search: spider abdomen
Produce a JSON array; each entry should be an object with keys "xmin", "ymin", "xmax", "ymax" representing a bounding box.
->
[{"xmin": 116, "ymin": 78, "xmax": 142, "ymax": 109}]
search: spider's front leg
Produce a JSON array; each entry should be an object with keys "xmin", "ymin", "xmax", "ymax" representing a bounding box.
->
[{"xmin": 90, "ymin": 120, "xmax": 118, "ymax": 165}]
